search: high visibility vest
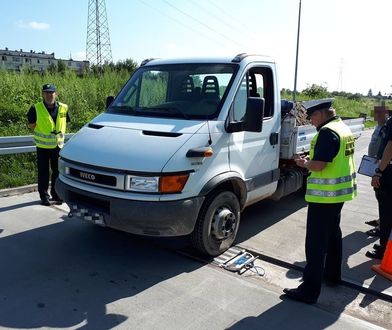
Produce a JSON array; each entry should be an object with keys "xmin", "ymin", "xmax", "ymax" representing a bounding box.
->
[
  {"xmin": 33, "ymin": 101, "xmax": 68, "ymax": 149},
  {"xmin": 305, "ymin": 118, "xmax": 357, "ymax": 203}
]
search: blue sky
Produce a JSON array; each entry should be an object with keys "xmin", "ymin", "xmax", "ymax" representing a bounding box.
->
[{"xmin": 1, "ymin": 0, "xmax": 391, "ymax": 95}]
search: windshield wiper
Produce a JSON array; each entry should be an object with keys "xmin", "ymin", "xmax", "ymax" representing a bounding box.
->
[
  {"xmin": 135, "ymin": 107, "xmax": 189, "ymax": 119},
  {"xmin": 108, "ymin": 105, "xmax": 135, "ymax": 113}
]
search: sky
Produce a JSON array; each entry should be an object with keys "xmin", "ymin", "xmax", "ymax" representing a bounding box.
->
[{"xmin": 1, "ymin": 0, "xmax": 392, "ymax": 95}]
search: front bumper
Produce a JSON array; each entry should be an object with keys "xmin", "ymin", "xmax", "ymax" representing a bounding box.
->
[{"xmin": 56, "ymin": 178, "xmax": 204, "ymax": 236}]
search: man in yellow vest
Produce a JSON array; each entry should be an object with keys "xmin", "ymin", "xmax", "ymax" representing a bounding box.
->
[
  {"xmin": 282, "ymin": 99, "xmax": 357, "ymax": 304},
  {"xmin": 27, "ymin": 84, "xmax": 70, "ymax": 206}
]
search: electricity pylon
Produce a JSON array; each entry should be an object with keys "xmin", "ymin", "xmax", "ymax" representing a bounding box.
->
[{"xmin": 86, "ymin": 0, "xmax": 113, "ymax": 66}]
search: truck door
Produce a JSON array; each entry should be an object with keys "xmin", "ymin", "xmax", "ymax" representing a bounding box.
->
[{"xmin": 228, "ymin": 67, "xmax": 279, "ymax": 203}]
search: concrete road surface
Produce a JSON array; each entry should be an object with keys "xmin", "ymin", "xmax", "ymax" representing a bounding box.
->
[{"xmin": 0, "ymin": 128, "xmax": 391, "ymax": 329}]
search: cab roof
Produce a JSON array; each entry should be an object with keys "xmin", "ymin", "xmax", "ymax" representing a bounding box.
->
[{"xmin": 140, "ymin": 53, "xmax": 275, "ymax": 67}]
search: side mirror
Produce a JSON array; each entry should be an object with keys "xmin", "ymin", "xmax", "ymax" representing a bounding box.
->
[
  {"xmin": 106, "ymin": 96, "xmax": 114, "ymax": 109},
  {"xmin": 243, "ymin": 97, "xmax": 264, "ymax": 132},
  {"xmin": 281, "ymin": 99, "xmax": 294, "ymax": 116}
]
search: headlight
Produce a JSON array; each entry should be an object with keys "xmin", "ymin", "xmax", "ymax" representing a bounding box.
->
[
  {"xmin": 128, "ymin": 176, "xmax": 159, "ymax": 192},
  {"xmin": 58, "ymin": 159, "xmax": 70, "ymax": 175},
  {"xmin": 126, "ymin": 174, "xmax": 189, "ymax": 193}
]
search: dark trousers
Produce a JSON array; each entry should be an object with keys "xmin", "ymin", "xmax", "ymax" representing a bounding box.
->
[
  {"xmin": 36, "ymin": 146, "xmax": 61, "ymax": 201},
  {"xmin": 376, "ymin": 165, "xmax": 392, "ymax": 253},
  {"xmin": 300, "ymin": 202, "xmax": 344, "ymax": 299}
]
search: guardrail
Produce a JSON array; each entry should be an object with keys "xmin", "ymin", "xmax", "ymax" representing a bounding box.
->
[{"xmin": 0, "ymin": 134, "xmax": 74, "ymax": 155}]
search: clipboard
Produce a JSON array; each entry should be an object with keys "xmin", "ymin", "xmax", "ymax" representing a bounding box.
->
[{"xmin": 358, "ymin": 155, "xmax": 378, "ymax": 177}]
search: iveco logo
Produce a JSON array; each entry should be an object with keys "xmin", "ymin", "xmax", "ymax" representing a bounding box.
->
[{"xmin": 79, "ymin": 172, "xmax": 96, "ymax": 181}]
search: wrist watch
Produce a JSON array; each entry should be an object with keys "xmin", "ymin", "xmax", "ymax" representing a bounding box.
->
[{"xmin": 375, "ymin": 167, "xmax": 383, "ymax": 174}]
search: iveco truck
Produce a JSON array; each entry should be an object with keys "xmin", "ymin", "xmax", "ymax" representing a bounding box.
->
[{"xmin": 56, "ymin": 54, "xmax": 364, "ymax": 256}]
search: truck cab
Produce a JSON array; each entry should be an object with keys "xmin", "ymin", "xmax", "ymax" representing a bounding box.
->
[{"xmin": 56, "ymin": 54, "xmax": 291, "ymax": 256}]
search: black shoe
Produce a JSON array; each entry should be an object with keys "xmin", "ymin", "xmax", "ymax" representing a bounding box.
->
[
  {"xmin": 50, "ymin": 197, "xmax": 63, "ymax": 205},
  {"xmin": 282, "ymin": 288, "xmax": 317, "ymax": 304},
  {"xmin": 365, "ymin": 249, "xmax": 384, "ymax": 260},
  {"xmin": 365, "ymin": 219, "xmax": 379, "ymax": 227},
  {"xmin": 373, "ymin": 243, "xmax": 381, "ymax": 251},
  {"xmin": 41, "ymin": 198, "xmax": 51, "ymax": 206},
  {"xmin": 366, "ymin": 227, "xmax": 380, "ymax": 237}
]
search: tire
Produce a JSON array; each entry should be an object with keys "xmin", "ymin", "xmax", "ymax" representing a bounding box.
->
[{"xmin": 191, "ymin": 191, "xmax": 240, "ymax": 256}]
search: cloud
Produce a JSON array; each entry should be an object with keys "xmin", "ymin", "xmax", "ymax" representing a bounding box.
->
[{"xmin": 16, "ymin": 20, "xmax": 50, "ymax": 30}]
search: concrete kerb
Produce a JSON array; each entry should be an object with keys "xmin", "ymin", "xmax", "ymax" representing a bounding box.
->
[{"xmin": 0, "ymin": 184, "xmax": 38, "ymax": 197}]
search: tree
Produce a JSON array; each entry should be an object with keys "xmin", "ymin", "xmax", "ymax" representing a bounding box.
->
[
  {"xmin": 57, "ymin": 60, "xmax": 67, "ymax": 73},
  {"xmin": 47, "ymin": 63, "xmax": 57, "ymax": 74},
  {"xmin": 115, "ymin": 58, "xmax": 138, "ymax": 74},
  {"xmin": 301, "ymin": 84, "xmax": 329, "ymax": 98}
]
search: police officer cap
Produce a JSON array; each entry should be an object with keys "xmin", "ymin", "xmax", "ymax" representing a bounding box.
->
[
  {"xmin": 42, "ymin": 83, "xmax": 56, "ymax": 92},
  {"xmin": 303, "ymin": 98, "xmax": 334, "ymax": 119}
]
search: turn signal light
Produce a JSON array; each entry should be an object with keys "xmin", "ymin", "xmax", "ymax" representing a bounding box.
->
[
  {"xmin": 159, "ymin": 174, "xmax": 189, "ymax": 193},
  {"xmin": 186, "ymin": 147, "xmax": 214, "ymax": 158}
]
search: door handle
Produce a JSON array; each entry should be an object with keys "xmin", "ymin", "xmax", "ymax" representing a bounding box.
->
[{"xmin": 269, "ymin": 132, "xmax": 279, "ymax": 145}]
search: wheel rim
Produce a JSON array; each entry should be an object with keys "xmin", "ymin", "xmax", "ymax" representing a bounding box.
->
[{"xmin": 211, "ymin": 206, "xmax": 236, "ymax": 240}]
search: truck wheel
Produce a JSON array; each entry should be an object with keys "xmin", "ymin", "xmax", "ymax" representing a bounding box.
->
[{"xmin": 191, "ymin": 191, "xmax": 240, "ymax": 256}]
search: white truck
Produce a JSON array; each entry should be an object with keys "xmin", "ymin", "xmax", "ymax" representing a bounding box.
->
[{"xmin": 56, "ymin": 54, "xmax": 364, "ymax": 256}]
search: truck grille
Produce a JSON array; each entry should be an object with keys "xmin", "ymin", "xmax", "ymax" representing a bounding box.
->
[{"xmin": 69, "ymin": 168, "xmax": 117, "ymax": 186}]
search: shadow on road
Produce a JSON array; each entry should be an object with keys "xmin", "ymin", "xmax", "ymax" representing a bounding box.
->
[
  {"xmin": 227, "ymin": 299, "xmax": 344, "ymax": 330},
  {"xmin": 0, "ymin": 215, "xmax": 201, "ymax": 329},
  {"xmin": 0, "ymin": 200, "xmax": 40, "ymax": 213},
  {"xmin": 235, "ymin": 190, "xmax": 307, "ymax": 243},
  {"xmin": 228, "ymin": 230, "xmax": 391, "ymax": 329}
]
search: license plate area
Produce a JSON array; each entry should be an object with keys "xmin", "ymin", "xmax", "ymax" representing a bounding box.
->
[{"xmin": 68, "ymin": 203, "xmax": 106, "ymax": 226}]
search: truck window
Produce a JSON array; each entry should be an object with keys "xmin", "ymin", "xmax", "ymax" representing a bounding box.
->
[
  {"xmin": 139, "ymin": 71, "xmax": 168, "ymax": 107},
  {"xmin": 233, "ymin": 75, "xmax": 248, "ymax": 121},
  {"xmin": 109, "ymin": 64, "xmax": 238, "ymax": 120},
  {"xmin": 232, "ymin": 67, "xmax": 274, "ymax": 121}
]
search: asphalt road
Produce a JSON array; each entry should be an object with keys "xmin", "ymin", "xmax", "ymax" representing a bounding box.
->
[{"xmin": 0, "ymin": 128, "xmax": 391, "ymax": 330}]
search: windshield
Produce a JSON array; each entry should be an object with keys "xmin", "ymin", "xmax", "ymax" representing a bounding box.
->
[{"xmin": 108, "ymin": 63, "xmax": 238, "ymax": 120}]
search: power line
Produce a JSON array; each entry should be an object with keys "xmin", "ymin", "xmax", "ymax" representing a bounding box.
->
[
  {"xmin": 337, "ymin": 58, "xmax": 344, "ymax": 91},
  {"xmin": 137, "ymin": 0, "xmax": 228, "ymax": 47},
  {"xmin": 205, "ymin": 0, "xmax": 261, "ymax": 40},
  {"xmin": 188, "ymin": 0, "xmax": 244, "ymax": 35},
  {"xmin": 160, "ymin": 0, "xmax": 247, "ymax": 48}
]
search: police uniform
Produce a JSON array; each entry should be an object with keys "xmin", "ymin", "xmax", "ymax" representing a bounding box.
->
[
  {"xmin": 283, "ymin": 99, "xmax": 357, "ymax": 304},
  {"xmin": 27, "ymin": 84, "xmax": 70, "ymax": 204},
  {"xmin": 370, "ymin": 116, "xmax": 392, "ymax": 258}
]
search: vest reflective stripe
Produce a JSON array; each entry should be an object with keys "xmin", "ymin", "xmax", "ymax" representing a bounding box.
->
[
  {"xmin": 33, "ymin": 131, "xmax": 56, "ymax": 139},
  {"xmin": 34, "ymin": 101, "xmax": 68, "ymax": 149},
  {"xmin": 33, "ymin": 139, "xmax": 57, "ymax": 146},
  {"xmin": 306, "ymin": 184, "xmax": 357, "ymax": 197},
  {"xmin": 305, "ymin": 118, "xmax": 357, "ymax": 203},
  {"xmin": 307, "ymin": 173, "xmax": 356, "ymax": 185}
]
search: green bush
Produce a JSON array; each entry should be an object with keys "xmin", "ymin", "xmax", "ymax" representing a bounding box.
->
[
  {"xmin": 0, "ymin": 67, "xmax": 132, "ymax": 136},
  {"xmin": 0, "ymin": 66, "xmax": 133, "ymax": 189},
  {"xmin": 0, "ymin": 68, "xmax": 385, "ymax": 189}
]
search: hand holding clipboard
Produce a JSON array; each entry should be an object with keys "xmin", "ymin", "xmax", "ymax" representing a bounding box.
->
[{"xmin": 358, "ymin": 155, "xmax": 378, "ymax": 177}]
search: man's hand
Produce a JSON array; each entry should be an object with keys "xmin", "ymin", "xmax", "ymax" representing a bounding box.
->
[
  {"xmin": 295, "ymin": 157, "xmax": 308, "ymax": 168},
  {"xmin": 294, "ymin": 154, "xmax": 310, "ymax": 168},
  {"xmin": 371, "ymin": 174, "xmax": 381, "ymax": 188},
  {"xmin": 294, "ymin": 154, "xmax": 327, "ymax": 171}
]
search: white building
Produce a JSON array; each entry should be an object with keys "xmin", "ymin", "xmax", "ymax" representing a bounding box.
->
[{"xmin": 0, "ymin": 48, "xmax": 89, "ymax": 72}]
